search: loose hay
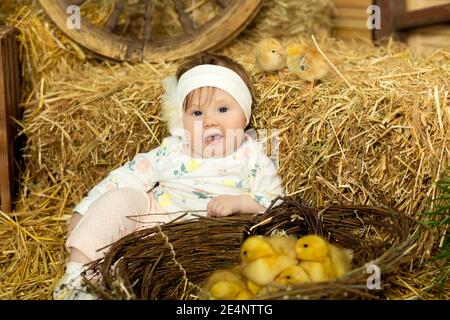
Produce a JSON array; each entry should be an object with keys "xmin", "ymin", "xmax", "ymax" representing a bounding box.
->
[
  {"xmin": 0, "ymin": 1, "xmax": 448, "ymax": 300},
  {"xmin": 84, "ymin": 197, "xmax": 432, "ymax": 300}
]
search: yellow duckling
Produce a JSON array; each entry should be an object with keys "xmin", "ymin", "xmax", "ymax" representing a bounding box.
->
[
  {"xmin": 298, "ymin": 260, "xmax": 330, "ymax": 282},
  {"xmin": 266, "ymin": 235, "xmax": 297, "ymax": 259},
  {"xmin": 210, "ymin": 281, "xmax": 253, "ymax": 300},
  {"xmin": 201, "ymin": 267, "xmax": 253, "ymax": 300},
  {"xmin": 254, "ymin": 38, "xmax": 286, "ymax": 73},
  {"xmin": 275, "ymin": 265, "xmax": 311, "ymax": 286},
  {"xmin": 246, "ymin": 279, "xmax": 263, "ymax": 296},
  {"xmin": 295, "ymin": 235, "xmax": 353, "ymax": 280},
  {"xmin": 286, "ymin": 43, "xmax": 329, "ymax": 89},
  {"xmin": 240, "ymin": 236, "xmax": 298, "ymax": 286}
]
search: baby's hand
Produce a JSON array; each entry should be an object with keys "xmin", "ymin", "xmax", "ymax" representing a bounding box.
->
[{"xmin": 207, "ymin": 195, "xmax": 241, "ymax": 217}]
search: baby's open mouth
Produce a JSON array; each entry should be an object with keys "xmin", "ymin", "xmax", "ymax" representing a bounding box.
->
[{"xmin": 204, "ymin": 134, "xmax": 223, "ymax": 145}]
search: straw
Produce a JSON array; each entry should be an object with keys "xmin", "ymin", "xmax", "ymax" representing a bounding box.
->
[{"xmin": 0, "ymin": 0, "xmax": 448, "ymax": 300}]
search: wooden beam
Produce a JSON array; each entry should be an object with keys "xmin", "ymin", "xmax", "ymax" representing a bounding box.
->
[
  {"xmin": 396, "ymin": 4, "xmax": 450, "ymax": 30},
  {"xmin": 0, "ymin": 27, "xmax": 20, "ymax": 213},
  {"xmin": 373, "ymin": 0, "xmax": 399, "ymax": 41},
  {"xmin": 372, "ymin": 0, "xmax": 406, "ymax": 41}
]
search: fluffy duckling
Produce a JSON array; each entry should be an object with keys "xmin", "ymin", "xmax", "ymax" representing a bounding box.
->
[
  {"xmin": 210, "ymin": 281, "xmax": 253, "ymax": 300},
  {"xmin": 286, "ymin": 43, "xmax": 329, "ymax": 88},
  {"xmin": 295, "ymin": 235, "xmax": 353, "ymax": 280},
  {"xmin": 275, "ymin": 265, "xmax": 311, "ymax": 286},
  {"xmin": 254, "ymin": 38, "xmax": 286, "ymax": 73},
  {"xmin": 201, "ymin": 267, "xmax": 253, "ymax": 300},
  {"xmin": 240, "ymin": 235, "xmax": 298, "ymax": 286},
  {"xmin": 246, "ymin": 279, "xmax": 263, "ymax": 296},
  {"xmin": 298, "ymin": 260, "xmax": 330, "ymax": 282},
  {"xmin": 266, "ymin": 235, "xmax": 297, "ymax": 259}
]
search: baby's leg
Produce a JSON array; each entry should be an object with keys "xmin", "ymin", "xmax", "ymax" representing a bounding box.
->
[
  {"xmin": 54, "ymin": 187, "xmax": 184, "ymax": 299},
  {"xmin": 54, "ymin": 187, "xmax": 153, "ymax": 300},
  {"xmin": 66, "ymin": 187, "xmax": 153, "ymax": 262}
]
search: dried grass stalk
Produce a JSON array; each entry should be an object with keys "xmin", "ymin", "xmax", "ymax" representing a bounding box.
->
[{"xmin": 0, "ymin": 1, "xmax": 448, "ymax": 300}]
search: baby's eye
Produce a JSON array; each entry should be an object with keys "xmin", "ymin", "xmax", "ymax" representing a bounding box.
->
[
  {"xmin": 191, "ymin": 110, "xmax": 202, "ymax": 116},
  {"xmin": 218, "ymin": 106, "xmax": 229, "ymax": 113}
]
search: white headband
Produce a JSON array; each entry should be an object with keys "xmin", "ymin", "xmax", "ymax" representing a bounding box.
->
[{"xmin": 161, "ymin": 64, "xmax": 252, "ymax": 136}]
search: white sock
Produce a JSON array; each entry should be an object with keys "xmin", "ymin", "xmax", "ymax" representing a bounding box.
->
[
  {"xmin": 63, "ymin": 262, "xmax": 84, "ymax": 286},
  {"xmin": 53, "ymin": 262, "xmax": 86, "ymax": 300}
]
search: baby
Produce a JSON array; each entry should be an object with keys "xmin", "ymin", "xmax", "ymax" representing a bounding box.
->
[{"xmin": 53, "ymin": 53, "xmax": 285, "ymax": 299}]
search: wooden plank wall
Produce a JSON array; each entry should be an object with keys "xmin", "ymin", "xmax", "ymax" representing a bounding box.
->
[
  {"xmin": 332, "ymin": 0, "xmax": 450, "ymax": 53},
  {"xmin": 405, "ymin": 0, "xmax": 450, "ymax": 54},
  {"xmin": 332, "ymin": 0, "xmax": 372, "ymax": 40},
  {"xmin": 0, "ymin": 26, "xmax": 20, "ymax": 213}
]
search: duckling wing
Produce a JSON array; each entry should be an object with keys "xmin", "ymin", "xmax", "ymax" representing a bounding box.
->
[
  {"xmin": 210, "ymin": 281, "xmax": 244, "ymax": 300},
  {"xmin": 299, "ymin": 261, "xmax": 329, "ymax": 282},
  {"xmin": 242, "ymin": 254, "xmax": 297, "ymax": 286},
  {"xmin": 329, "ymin": 244, "xmax": 354, "ymax": 277},
  {"xmin": 267, "ymin": 236, "xmax": 297, "ymax": 259}
]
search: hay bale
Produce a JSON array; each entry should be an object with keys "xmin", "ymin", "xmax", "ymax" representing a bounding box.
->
[
  {"xmin": 243, "ymin": 0, "xmax": 333, "ymax": 39},
  {"xmin": 0, "ymin": 0, "xmax": 448, "ymax": 300},
  {"xmin": 84, "ymin": 197, "xmax": 430, "ymax": 300}
]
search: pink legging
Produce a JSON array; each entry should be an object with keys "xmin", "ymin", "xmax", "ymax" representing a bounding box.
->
[{"xmin": 66, "ymin": 188, "xmax": 181, "ymax": 261}]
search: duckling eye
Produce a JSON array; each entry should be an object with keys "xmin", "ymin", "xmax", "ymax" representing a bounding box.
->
[
  {"xmin": 271, "ymin": 50, "xmax": 276, "ymax": 53},
  {"xmin": 303, "ymin": 244, "xmax": 309, "ymax": 248},
  {"xmin": 286, "ymin": 275, "xmax": 291, "ymax": 279},
  {"xmin": 243, "ymin": 251, "xmax": 247, "ymax": 255}
]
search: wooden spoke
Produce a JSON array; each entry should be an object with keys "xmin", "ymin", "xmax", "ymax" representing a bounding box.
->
[
  {"xmin": 172, "ymin": 0, "xmax": 194, "ymax": 33},
  {"xmin": 214, "ymin": 0, "xmax": 228, "ymax": 9},
  {"xmin": 105, "ymin": 1, "xmax": 124, "ymax": 32},
  {"xmin": 144, "ymin": 0, "xmax": 153, "ymax": 41},
  {"xmin": 69, "ymin": 0, "xmax": 86, "ymax": 5}
]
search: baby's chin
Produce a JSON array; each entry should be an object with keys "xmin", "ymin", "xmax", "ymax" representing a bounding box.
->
[{"xmin": 192, "ymin": 140, "xmax": 243, "ymax": 159}]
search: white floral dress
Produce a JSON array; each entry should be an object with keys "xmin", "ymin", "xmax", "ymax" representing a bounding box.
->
[{"xmin": 73, "ymin": 133, "xmax": 284, "ymax": 216}]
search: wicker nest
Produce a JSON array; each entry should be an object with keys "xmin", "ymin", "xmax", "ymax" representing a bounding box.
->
[{"xmin": 85, "ymin": 196, "xmax": 430, "ymax": 300}]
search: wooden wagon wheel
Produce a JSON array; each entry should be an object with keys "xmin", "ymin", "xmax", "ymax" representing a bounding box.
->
[{"xmin": 38, "ymin": 0, "xmax": 263, "ymax": 62}]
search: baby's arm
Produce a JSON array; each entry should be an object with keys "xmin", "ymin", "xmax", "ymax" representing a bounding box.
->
[
  {"xmin": 239, "ymin": 195, "xmax": 267, "ymax": 213},
  {"xmin": 207, "ymin": 194, "xmax": 266, "ymax": 217}
]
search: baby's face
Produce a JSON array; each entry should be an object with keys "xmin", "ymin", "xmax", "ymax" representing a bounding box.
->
[{"xmin": 182, "ymin": 87, "xmax": 247, "ymax": 158}]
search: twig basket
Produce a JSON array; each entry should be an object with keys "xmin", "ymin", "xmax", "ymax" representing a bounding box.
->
[{"xmin": 86, "ymin": 196, "xmax": 431, "ymax": 300}]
